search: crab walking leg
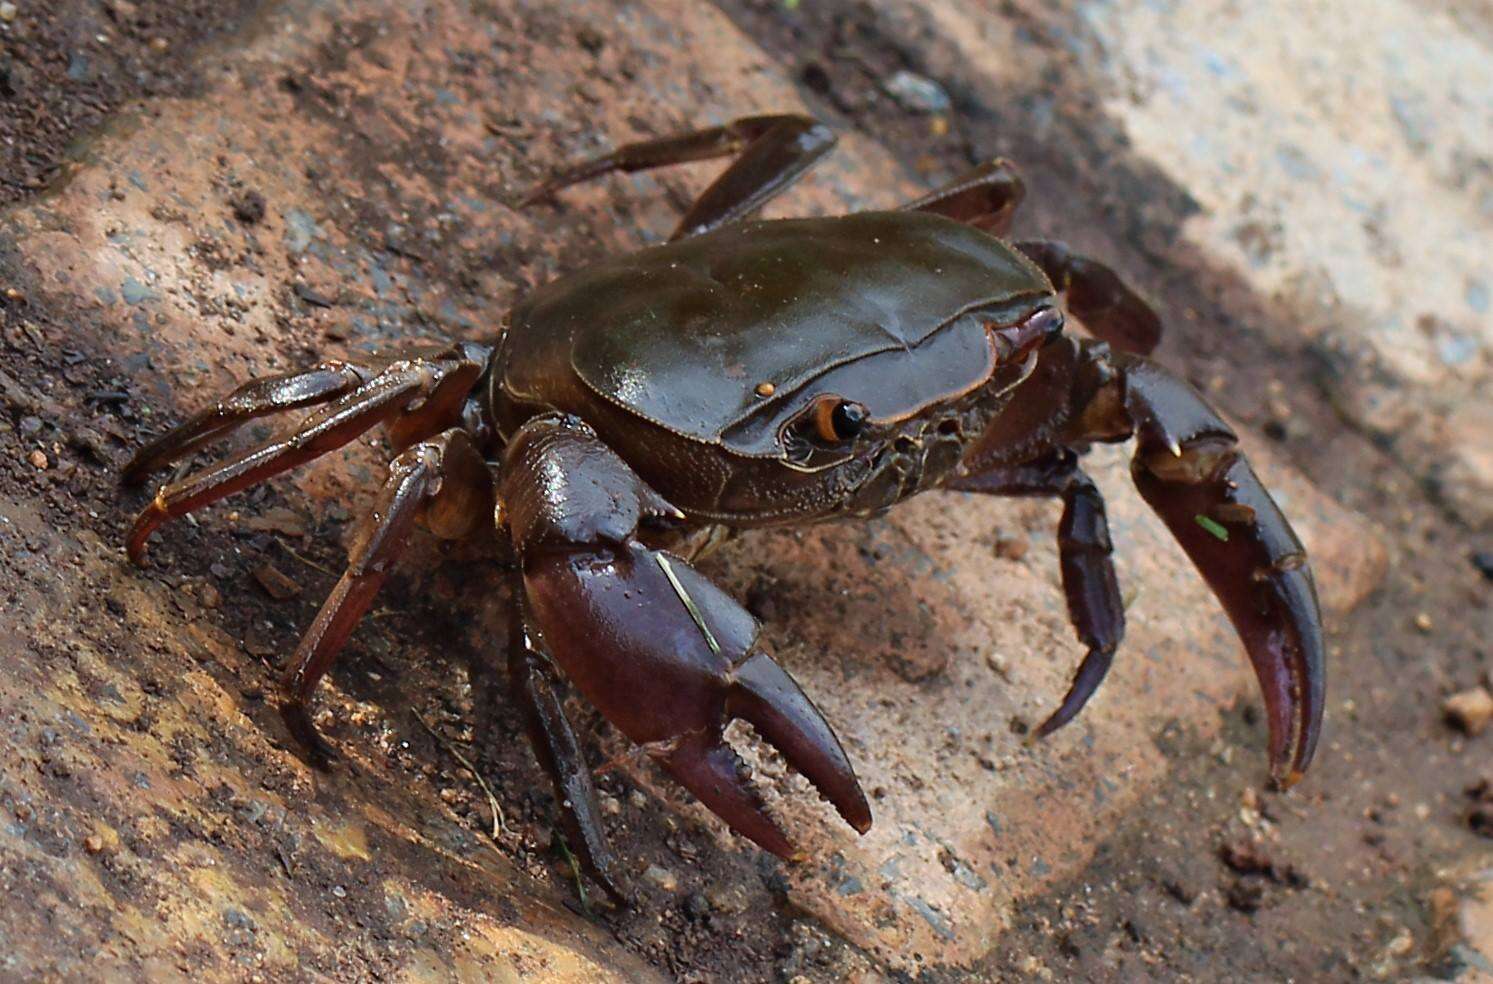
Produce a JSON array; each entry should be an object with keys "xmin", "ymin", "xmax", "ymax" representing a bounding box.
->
[
  {"xmin": 121, "ymin": 361, "xmax": 375, "ymax": 485},
  {"xmin": 1110, "ymin": 355, "xmax": 1325, "ymax": 784},
  {"xmin": 126, "ymin": 357, "xmax": 481, "ymax": 564},
  {"xmin": 506, "ymin": 599, "xmax": 628, "ymax": 904},
  {"xmin": 498, "ymin": 415, "xmax": 871, "ymax": 858},
  {"xmin": 946, "ymin": 449, "xmax": 1125, "ymax": 737},
  {"xmin": 1014, "ymin": 240, "xmax": 1163, "ymax": 357},
  {"xmin": 901, "ymin": 159, "xmax": 1027, "ymax": 236},
  {"xmin": 522, "ymin": 114, "xmax": 837, "ymax": 241},
  {"xmin": 280, "ymin": 429, "xmax": 491, "ymax": 765}
]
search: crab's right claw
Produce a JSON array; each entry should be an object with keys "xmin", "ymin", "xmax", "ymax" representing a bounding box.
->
[
  {"xmin": 524, "ymin": 539, "xmax": 872, "ymax": 858},
  {"xmin": 1119, "ymin": 357, "xmax": 1326, "ymax": 787},
  {"xmin": 501, "ymin": 416, "xmax": 871, "ymax": 859}
]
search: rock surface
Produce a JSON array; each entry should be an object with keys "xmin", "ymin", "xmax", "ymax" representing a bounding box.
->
[{"xmin": 1, "ymin": 0, "xmax": 1483, "ymax": 979}]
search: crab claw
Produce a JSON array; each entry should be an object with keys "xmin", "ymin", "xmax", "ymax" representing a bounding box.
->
[
  {"xmin": 500, "ymin": 416, "xmax": 870, "ymax": 859},
  {"xmin": 1119, "ymin": 356, "xmax": 1325, "ymax": 786},
  {"xmin": 523, "ymin": 540, "xmax": 872, "ymax": 856}
]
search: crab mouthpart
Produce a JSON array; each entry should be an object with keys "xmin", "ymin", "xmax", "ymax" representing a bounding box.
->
[{"xmin": 987, "ymin": 305, "xmax": 1064, "ymax": 364}]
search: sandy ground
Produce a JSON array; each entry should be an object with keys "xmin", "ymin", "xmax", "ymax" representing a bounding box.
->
[{"xmin": 0, "ymin": 0, "xmax": 1490, "ymax": 980}]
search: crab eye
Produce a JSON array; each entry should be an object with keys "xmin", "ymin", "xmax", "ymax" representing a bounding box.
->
[{"xmin": 813, "ymin": 398, "xmax": 869, "ymax": 443}]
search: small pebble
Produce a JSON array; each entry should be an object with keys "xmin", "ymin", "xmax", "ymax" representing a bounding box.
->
[
  {"xmin": 28, "ymin": 449, "xmax": 48, "ymax": 469},
  {"xmin": 0, "ymin": 4, "xmax": 17, "ymax": 23},
  {"xmin": 599, "ymin": 794, "xmax": 621, "ymax": 816},
  {"xmin": 1444, "ymin": 687, "xmax": 1493, "ymax": 737},
  {"xmin": 683, "ymin": 892, "xmax": 711, "ymax": 921},
  {"xmin": 1413, "ymin": 612, "xmax": 1433, "ymax": 633},
  {"xmin": 642, "ymin": 864, "xmax": 678, "ymax": 892},
  {"xmin": 83, "ymin": 834, "xmax": 104, "ymax": 854},
  {"xmin": 252, "ymin": 563, "xmax": 301, "ymax": 600},
  {"xmin": 231, "ymin": 189, "xmax": 266, "ymax": 224},
  {"xmin": 882, "ymin": 69, "xmax": 951, "ymax": 114},
  {"xmin": 994, "ymin": 535, "xmax": 1029, "ymax": 561}
]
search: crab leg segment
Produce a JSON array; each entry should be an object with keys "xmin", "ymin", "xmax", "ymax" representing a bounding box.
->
[
  {"xmin": 1014, "ymin": 240, "xmax": 1163, "ymax": 356},
  {"xmin": 121, "ymin": 361, "xmax": 373, "ymax": 485},
  {"xmin": 901, "ymin": 159, "xmax": 1027, "ymax": 237},
  {"xmin": 522, "ymin": 114, "xmax": 837, "ymax": 241},
  {"xmin": 278, "ymin": 429, "xmax": 492, "ymax": 765},
  {"xmin": 498, "ymin": 416, "xmax": 871, "ymax": 859},
  {"xmin": 953, "ymin": 335, "xmax": 1324, "ymax": 786},
  {"xmin": 125, "ymin": 354, "xmax": 481, "ymax": 564},
  {"xmin": 946, "ymin": 449, "xmax": 1125, "ymax": 738},
  {"xmin": 1114, "ymin": 355, "xmax": 1325, "ymax": 784},
  {"xmin": 507, "ymin": 600, "xmax": 629, "ymax": 903}
]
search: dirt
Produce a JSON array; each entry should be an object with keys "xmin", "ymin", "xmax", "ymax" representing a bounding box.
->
[
  {"xmin": 2, "ymin": 0, "xmax": 1490, "ymax": 981},
  {"xmin": 0, "ymin": 0, "xmax": 261, "ymax": 204}
]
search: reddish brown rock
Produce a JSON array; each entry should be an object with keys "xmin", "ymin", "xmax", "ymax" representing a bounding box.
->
[{"xmin": 0, "ymin": 0, "xmax": 1398, "ymax": 977}]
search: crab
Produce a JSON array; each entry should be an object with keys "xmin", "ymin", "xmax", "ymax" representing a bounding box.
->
[{"xmin": 123, "ymin": 113, "xmax": 1325, "ymax": 901}]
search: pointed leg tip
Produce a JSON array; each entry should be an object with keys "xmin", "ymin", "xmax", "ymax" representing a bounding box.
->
[
  {"xmin": 1030, "ymin": 715, "xmax": 1063, "ymax": 743},
  {"xmin": 1030, "ymin": 702, "xmax": 1079, "ymax": 743},
  {"xmin": 1271, "ymin": 767, "xmax": 1307, "ymax": 791},
  {"xmin": 281, "ymin": 702, "xmax": 338, "ymax": 771},
  {"xmin": 515, "ymin": 184, "xmax": 553, "ymax": 208},
  {"xmin": 126, "ymin": 497, "xmax": 169, "ymax": 566}
]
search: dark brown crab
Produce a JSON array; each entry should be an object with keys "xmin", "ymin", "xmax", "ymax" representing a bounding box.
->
[{"xmin": 122, "ymin": 114, "xmax": 1324, "ymax": 901}]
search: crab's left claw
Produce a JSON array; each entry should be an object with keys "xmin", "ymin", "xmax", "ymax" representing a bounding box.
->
[
  {"xmin": 1118, "ymin": 356, "xmax": 1326, "ymax": 786},
  {"xmin": 499, "ymin": 416, "xmax": 871, "ymax": 865}
]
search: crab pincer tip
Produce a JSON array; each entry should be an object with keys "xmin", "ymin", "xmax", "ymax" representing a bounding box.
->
[{"xmin": 125, "ymin": 497, "xmax": 168, "ymax": 566}]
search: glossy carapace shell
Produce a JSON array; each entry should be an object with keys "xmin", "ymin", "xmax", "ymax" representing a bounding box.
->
[{"xmin": 491, "ymin": 210, "xmax": 1054, "ymax": 522}]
